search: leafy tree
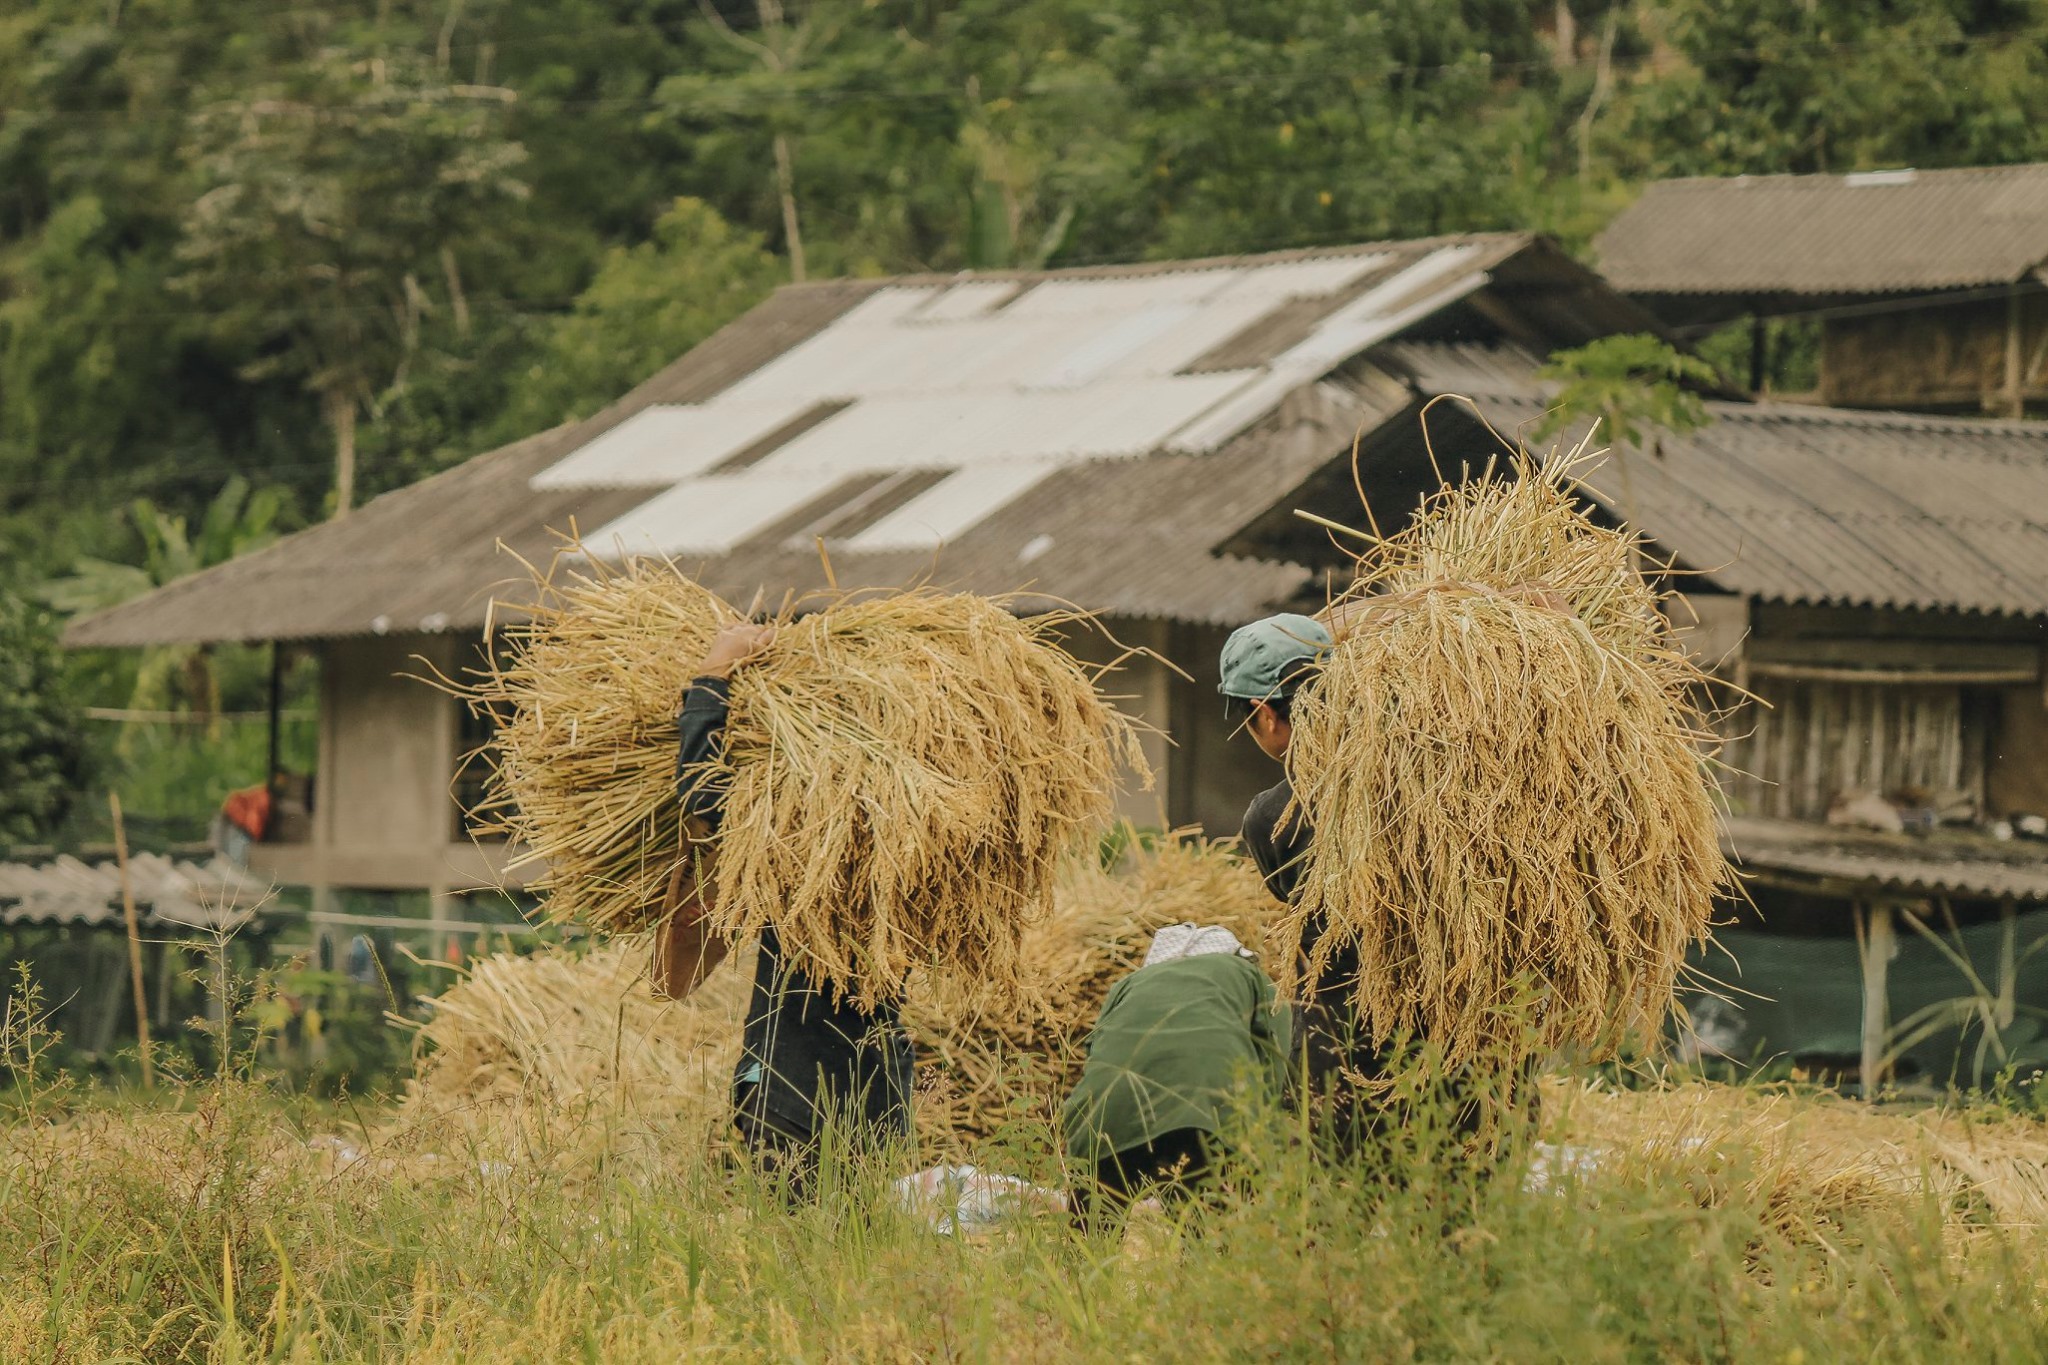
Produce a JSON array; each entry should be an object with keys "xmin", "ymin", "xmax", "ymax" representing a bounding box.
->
[
  {"xmin": 0, "ymin": 593, "xmax": 92, "ymax": 845},
  {"xmin": 38, "ymin": 478, "xmax": 282, "ymax": 726},
  {"xmin": 174, "ymin": 49, "xmax": 529, "ymax": 518},
  {"xmin": 502, "ymin": 199, "xmax": 783, "ymax": 433},
  {"xmin": 1614, "ymin": 0, "xmax": 2048, "ymax": 176},
  {"xmin": 1537, "ymin": 333, "xmax": 1718, "ymax": 452},
  {"xmin": 1074, "ymin": 0, "xmax": 1550, "ymax": 259}
]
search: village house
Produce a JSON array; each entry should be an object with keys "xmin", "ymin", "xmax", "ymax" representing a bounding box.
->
[
  {"xmin": 65, "ymin": 232, "xmax": 1655, "ymax": 896},
  {"xmin": 1596, "ymin": 162, "xmax": 2048, "ymax": 413},
  {"xmin": 68, "ymin": 230, "xmax": 2048, "ymax": 1086}
]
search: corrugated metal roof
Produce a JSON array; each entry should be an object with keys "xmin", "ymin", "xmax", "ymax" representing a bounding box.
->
[
  {"xmin": 1596, "ymin": 164, "xmax": 2048, "ymax": 297},
  {"xmin": 1722, "ymin": 817, "xmax": 2048, "ymax": 903},
  {"xmin": 998, "ymin": 269, "xmax": 1244, "ymax": 317},
  {"xmin": 910, "ymin": 280, "xmax": 1020, "ymax": 322},
  {"xmin": 1168, "ymin": 243, "xmax": 1498, "ymax": 453},
  {"xmin": 1208, "ymin": 254, "xmax": 1392, "ymax": 303},
  {"xmin": 1385, "ymin": 341, "xmax": 2048, "ymax": 618},
  {"xmin": 753, "ymin": 374, "xmax": 1257, "ymax": 474},
  {"xmin": 0, "ymin": 854, "xmax": 268, "ymax": 930},
  {"xmin": 67, "ymin": 233, "xmax": 1659, "ymax": 646}
]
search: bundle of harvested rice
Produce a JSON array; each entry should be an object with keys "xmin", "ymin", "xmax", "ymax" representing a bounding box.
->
[
  {"xmin": 1284, "ymin": 446, "xmax": 1727, "ymax": 1066},
  {"xmin": 460, "ymin": 555, "xmax": 1148, "ymax": 1005}
]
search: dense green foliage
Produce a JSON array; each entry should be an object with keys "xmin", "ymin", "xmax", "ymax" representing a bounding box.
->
[
  {"xmin": 0, "ymin": 595, "xmax": 91, "ymax": 843},
  {"xmin": 3, "ymin": 0, "xmax": 2048, "ymax": 842},
  {"xmin": 1538, "ymin": 332, "xmax": 1719, "ymax": 449}
]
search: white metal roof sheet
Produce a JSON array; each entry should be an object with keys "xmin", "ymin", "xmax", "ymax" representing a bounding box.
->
[
  {"xmin": 529, "ymin": 401, "xmax": 811, "ymax": 489},
  {"xmin": 911, "ymin": 280, "xmax": 1021, "ymax": 322},
  {"xmin": 841, "ymin": 462, "xmax": 1063, "ymax": 551},
  {"xmin": 1163, "ymin": 369, "xmax": 1308, "ymax": 454},
  {"xmin": 1025, "ymin": 295, "xmax": 1281, "ymax": 388},
  {"xmin": 1209, "ymin": 253, "xmax": 1394, "ymax": 301},
  {"xmin": 760, "ymin": 374, "xmax": 1256, "ymax": 473},
  {"xmin": 582, "ymin": 470, "xmax": 828, "ymax": 557},
  {"xmin": 999, "ymin": 269, "xmax": 1242, "ymax": 319},
  {"xmin": 1276, "ymin": 243, "xmax": 1488, "ymax": 370},
  {"xmin": 1023, "ymin": 302, "xmax": 1202, "ymax": 388}
]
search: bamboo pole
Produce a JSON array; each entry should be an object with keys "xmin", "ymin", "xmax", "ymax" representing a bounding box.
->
[
  {"xmin": 107, "ymin": 792, "xmax": 155, "ymax": 1089},
  {"xmin": 1857, "ymin": 901, "xmax": 1894, "ymax": 1101}
]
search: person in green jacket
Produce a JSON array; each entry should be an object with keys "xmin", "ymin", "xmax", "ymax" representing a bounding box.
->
[{"xmin": 1061, "ymin": 923, "xmax": 1291, "ymax": 1227}]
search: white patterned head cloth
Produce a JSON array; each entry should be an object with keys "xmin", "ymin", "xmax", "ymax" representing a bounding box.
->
[{"xmin": 1143, "ymin": 922, "xmax": 1251, "ymax": 967}]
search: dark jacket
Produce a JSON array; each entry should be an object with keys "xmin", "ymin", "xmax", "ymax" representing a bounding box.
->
[
  {"xmin": 678, "ymin": 676, "xmax": 914, "ymax": 1143},
  {"xmin": 1241, "ymin": 773, "xmax": 1537, "ymax": 1155}
]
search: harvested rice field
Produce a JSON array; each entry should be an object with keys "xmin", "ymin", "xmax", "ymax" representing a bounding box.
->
[{"xmin": 4, "ymin": 837, "xmax": 2046, "ymax": 1362}]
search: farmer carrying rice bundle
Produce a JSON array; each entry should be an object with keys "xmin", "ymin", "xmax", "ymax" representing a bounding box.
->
[
  {"xmin": 656, "ymin": 621, "xmax": 917, "ymax": 1187},
  {"xmin": 1226, "ymin": 446, "xmax": 1726, "ymax": 1164},
  {"xmin": 456, "ymin": 555, "xmax": 1148, "ymax": 1194}
]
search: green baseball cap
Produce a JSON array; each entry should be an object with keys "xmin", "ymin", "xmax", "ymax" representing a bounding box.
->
[{"xmin": 1218, "ymin": 613, "xmax": 1333, "ymax": 702}]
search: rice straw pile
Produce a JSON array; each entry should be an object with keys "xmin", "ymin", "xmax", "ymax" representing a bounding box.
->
[
  {"xmin": 1552, "ymin": 1080, "xmax": 2048, "ymax": 1238},
  {"xmin": 461, "ymin": 555, "xmax": 1148, "ymax": 1005},
  {"xmin": 1283, "ymin": 444, "xmax": 1727, "ymax": 1066},
  {"xmin": 402, "ymin": 938, "xmax": 749, "ymax": 1133},
  {"xmin": 392, "ymin": 837, "xmax": 1278, "ymax": 1146}
]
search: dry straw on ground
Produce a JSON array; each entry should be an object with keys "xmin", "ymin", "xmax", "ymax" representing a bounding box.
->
[
  {"xmin": 1284, "ymin": 440, "xmax": 1728, "ymax": 1066},
  {"xmin": 456, "ymin": 553, "xmax": 1149, "ymax": 1006},
  {"xmin": 1555, "ymin": 1080, "xmax": 2048, "ymax": 1238},
  {"xmin": 389, "ymin": 848, "xmax": 2048, "ymax": 1241},
  {"xmin": 396, "ymin": 837, "xmax": 1276, "ymax": 1147}
]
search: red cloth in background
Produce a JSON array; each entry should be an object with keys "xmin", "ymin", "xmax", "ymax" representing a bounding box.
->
[{"xmin": 223, "ymin": 785, "xmax": 272, "ymax": 842}]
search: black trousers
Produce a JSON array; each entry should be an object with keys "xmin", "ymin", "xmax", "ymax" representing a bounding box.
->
[
  {"xmin": 1070, "ymin": 1127, "xmax": 1214, "ymax": 1231},
  {"xmin": 1294, "ymin": 998, "xmax": 1540, "ymax": 1171},
  {"xmin": 729, "ymin": 1081, "xmax": 912, "ymax": 1204}
]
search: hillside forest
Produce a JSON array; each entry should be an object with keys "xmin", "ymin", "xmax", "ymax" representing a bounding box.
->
[{"xmin": 6, "ymin": 0, "xmax": 2048, "ymax": 842}]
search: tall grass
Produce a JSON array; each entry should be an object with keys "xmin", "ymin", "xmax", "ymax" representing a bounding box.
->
[{"xmin": 4, "ymin": 961, "xmax": 2045, "ymax": 1364}]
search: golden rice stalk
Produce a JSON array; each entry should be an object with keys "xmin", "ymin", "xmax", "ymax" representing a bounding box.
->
[
  {"xmin": 460, "ymin": 556, "xmax": 733, "ymax": 936},
  {"xmin": 1284, "ymin": 447, "xmax": 1727, "ymax": 1066},
  {"xmin": 459, "ymin": 554, "xmax": 1149, "ymax": 1006}
]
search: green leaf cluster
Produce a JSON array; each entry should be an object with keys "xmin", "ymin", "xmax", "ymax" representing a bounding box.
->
[
  {"xmin": 0, "ymin": 593, "xmax": 92, "ymax": 844},
  {"xmin": 1537, "ymin": 333, "xmax": 1720, "ymax": 451}
]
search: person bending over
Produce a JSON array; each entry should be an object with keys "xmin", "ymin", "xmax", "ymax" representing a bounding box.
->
[{"xmin": 1061, "ymin": 923, "xmax": 1290, "ymax": 1228}]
